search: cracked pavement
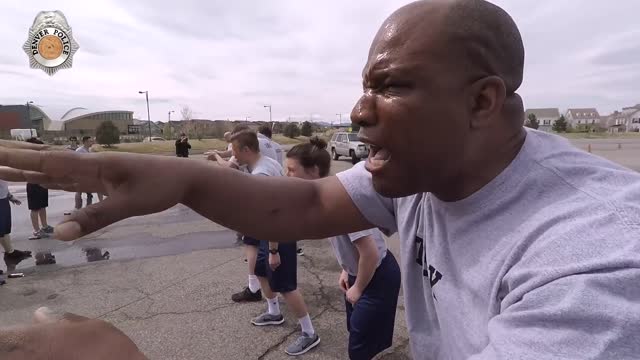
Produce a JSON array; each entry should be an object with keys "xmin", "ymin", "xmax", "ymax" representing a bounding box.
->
[{"xmin": 0, "ymin": 218, "xmax": 411, "ymax": 359}]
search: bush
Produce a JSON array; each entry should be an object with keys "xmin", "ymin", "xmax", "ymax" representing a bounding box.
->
[
  {"xmin": 283, "ymin": 123, "xmax": 301, "ymax": 138},
  {"xmin": 96, "ymin": 121, "xmax": 121, "ymax": 147},
  {"xmin": 300, "ymin": 121, "xmax": 313, "ymax": 137}
]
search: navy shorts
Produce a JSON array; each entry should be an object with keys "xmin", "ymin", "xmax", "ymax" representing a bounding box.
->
[
  {"xmin": 0, "ymin": 197, "xmax": 11, "ymax": 237},
  {"xmin": 253, "ymin": 238, "xmax": 298, "ymax": 293},
  {"xmin": 27, "ymin": 183, "xmax": 48, "ymax": 210},
  {"xmin": 242, "ymin": 235, "xmax": 260, "ymax": 247},
  {"xmin": 345, "ymin": 251, "xmax": 401, "ymax": 360}
]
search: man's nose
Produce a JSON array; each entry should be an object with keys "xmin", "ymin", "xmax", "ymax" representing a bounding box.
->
[{"xmin": 350, "ymin": 92, "xmax": 376, "ymax": 127}]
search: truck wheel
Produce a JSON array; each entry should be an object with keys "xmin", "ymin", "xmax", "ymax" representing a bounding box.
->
[
  {"xmin": 332, "ymin": 148, "xmax": 339, "ymax": 160},
  {"xmin": 350, "ymin": 150, "xmax": 359, "ymax": 164}
]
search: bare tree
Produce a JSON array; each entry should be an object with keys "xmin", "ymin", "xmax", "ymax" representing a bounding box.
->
[{"xmin": 181, "ymin": 105, "xmax": 193, "ymax": 121}]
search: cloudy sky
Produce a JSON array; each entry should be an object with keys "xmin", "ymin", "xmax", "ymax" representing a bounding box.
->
[{"xmin": 1, "ymin": 0, "xmax": 639, "ymax": 123}]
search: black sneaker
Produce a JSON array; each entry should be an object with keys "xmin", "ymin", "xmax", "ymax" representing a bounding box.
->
[
  {"xmin": 296, "ymin": 248, "xmax": 304, "ymax": 256},
  {"xmin": 4, "ymin": 250, "xmax": 32, "ymax": 271},
  {"xmin": 35, "ymin": 252, "xmax": 57, "ymax": 266},
  {"xmin": 231, "ymin": 287, "xmax": 262, "ymax": 302}
]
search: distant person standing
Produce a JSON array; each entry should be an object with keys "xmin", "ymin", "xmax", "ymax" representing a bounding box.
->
[
  {"xmin": 175, "ymin": 133, "xmax": 191, "ymax": 158},
  {"xmin": 74, "ymin": 136, "xmax": 94, "ymax": 209},
  {"xmin": 0, "ymin": 180, "xmax": 32, "ymax": 276},
  {"xmin": 66, "ymin": 136, "xmax": 79, "ymax": 151},
  {"xmin": 25, "ymin": 138, "xmax": 53, "ymax": 240}
]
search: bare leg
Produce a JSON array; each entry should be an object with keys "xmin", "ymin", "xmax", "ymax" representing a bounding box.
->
[
  {"xmin": 282, "ymin": 290, "xmax": 309, "ymax": 318},
  {"xmin": 30, "ymin": 211, "xmax": 40, "ymax": 232},
  {"xmin": 258, "ymin": 276, "xmax": 276, "ymax": 300},
  {"xmin": 38, "ymin": 208, "xmax": 48, "ymax": 228},
  {"xmin": 0, "ymin": 235, "xmax": 14, "ymax": 253},
  {"xmin": 74, "ymin": 192, "xmax": 82, "ymax": 209},
  {"xmin": 97, "ymin": 193, "xmax": 104, "ymax": 202},
  {"xmin": 246, "ymin": 245, "xmax": 258, "ymax": 276}
]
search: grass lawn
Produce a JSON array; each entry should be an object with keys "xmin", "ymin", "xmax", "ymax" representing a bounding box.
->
[
  {"xmin": 560, "ymin": 132, "xmax": 640, "ymax": 139},
  {"xmin": 93, "ymin": 135, "xmax": 317, "ymax": 154}
]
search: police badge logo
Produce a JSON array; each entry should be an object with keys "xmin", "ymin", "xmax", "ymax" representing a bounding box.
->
[{"xmin": 22, "ymin": 10, "xmax": 80, "ymax": 76}]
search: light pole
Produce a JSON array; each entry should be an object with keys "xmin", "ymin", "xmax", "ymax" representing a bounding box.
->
[
  {"xmin": 168, "ymin": 110, "xmax": 175, "ymax": 121},
  {"xmin": 264, "ymin": 105, "xmax": 272, "ymax": 122},
  {"xmin": 336, "ymin": 113, "xmax": 343, "ymax": 127},
  {"xmin": 138, "ymin": 91, "xmax": 151, "ymax": 140}
]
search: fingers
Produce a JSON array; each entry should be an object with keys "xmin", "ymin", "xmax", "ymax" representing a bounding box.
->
[
  {"xmin": 0, "ymin": 140, "xmax": 50, "ymax": 151},
  {"xmin": 54, "ymin": 196, "xmax": 130, "ymax": 241},
  {"xmin": 33, "ymin": 307, "xmax": 88, "ymax": 325},
  {"xmin": 0, "ymin": 148, "xmax": 99, "ymax": 179},
  {"xmin": 0, "ymin": 167, "xmax": 57, "ymax": 183}
]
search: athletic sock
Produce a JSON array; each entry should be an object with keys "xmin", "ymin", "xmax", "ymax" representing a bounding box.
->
[
  {"xmin": 0, "ymin": 236, "xmax": 14, "ymax": 253},
  {"xmin": 248, "ymin": 275, "xmax": 261, "ymax": 293},
  {"xmin": 267, "ymin": 296, "xmax": 280, "ymax": 316},
  {"xmin": 299, "ymin": 314, "xmax": 315, "ymax": 335}
]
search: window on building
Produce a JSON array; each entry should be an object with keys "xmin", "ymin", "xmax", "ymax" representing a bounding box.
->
[{"xmin": 543, "ymin": 120, "xmax": 551, "ymax": 125}]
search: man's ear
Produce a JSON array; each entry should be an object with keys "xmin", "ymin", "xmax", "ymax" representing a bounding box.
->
[{"xmin": 467, "ymin": 76, "xmax": 506, "ymax": 129}]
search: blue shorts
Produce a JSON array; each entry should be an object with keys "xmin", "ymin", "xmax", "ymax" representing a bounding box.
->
[
  {"xmin": 0, "ymin": 197, "xmax": 11, "ymax": 237},
  {"xmin": 253, "ymin": 238, "xmax": 298, "ymax": 293},
  {"xmin": 345, "ymin": 251, "xmax": 401, "ymax": 360}
]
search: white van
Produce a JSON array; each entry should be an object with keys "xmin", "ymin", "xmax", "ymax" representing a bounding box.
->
[{"xmin": 10, "ymin": 129, "xmax": 38, "ymax": 141}]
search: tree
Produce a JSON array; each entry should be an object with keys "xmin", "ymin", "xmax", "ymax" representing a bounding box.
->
[
  {"xmin": 95, "ymin": 121, "xmax": 120, "ymax": 147},
  {"xmin": 525, "ymin": 113, "xmax": 539, "ymax": 129},
  {"xmin": 552, "ymin": 115, "xmax": 568, "ymax": 133},
  {"xmin": 283, "ymin": 123, "xmax": 301, "ymax": 138},
  {"xmin": 272, "ymin": 122, "xmax": 285, "ymax": 134},
  {"xmin": 180, "ymin": 105, "xmax": 192, "ymax": 121},
  {"xmin": 300, "ymin": 121, "xmax": 313, "ymax": 137}
]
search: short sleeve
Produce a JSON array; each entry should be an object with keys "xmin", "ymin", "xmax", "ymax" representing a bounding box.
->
[
  {"xmin": 346, "ymin": 229, "xmax": 377, "ymax": 243},
  {"xmin": 336, "ymin": 162, "xmax": 397, "ymax": 235}
]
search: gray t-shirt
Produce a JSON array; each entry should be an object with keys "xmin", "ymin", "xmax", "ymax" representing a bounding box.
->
[
  {"xmin": 330, "ymin": 228, "xmax": 388, "ymax": 277},
  {"xmin": 75, "ymin": 146, "xmax": 90, "ymax": 154},
  {"xmin": 250, "ymin": 155, "xmax": 283, "ymax": 177},
  {"xmin": 337, "ymin": 128, "xmax": 640, "ymax": 360}
]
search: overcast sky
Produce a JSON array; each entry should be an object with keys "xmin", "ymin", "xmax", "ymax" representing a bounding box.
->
[{"xmin": 1, "ymin": 0, "xmax": 639, "ymax": 123}]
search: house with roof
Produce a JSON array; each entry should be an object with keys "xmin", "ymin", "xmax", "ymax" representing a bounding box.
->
[
  {"xmin": 622, "ymin": 104, "xmax": 640, "ymax": 132},
  {"xmin": 565, "ymin": 108, "xmax": 601, "ymax": 130},
  {"xmin": 601, "ymin": 104, "xmax": 640, "ymax": 133},
  {"xmin": 524, "ymin": 108, "xmax": 560, "ymax": 132}
]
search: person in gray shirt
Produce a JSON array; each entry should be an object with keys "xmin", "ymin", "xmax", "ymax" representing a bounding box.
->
[
  {"xmin": 286, "ymin": 138, "xmax": 401, "ymax": 359},
  {"xmin": 2, "ymin": 1, "xmax": 640, "ymax": 359}
]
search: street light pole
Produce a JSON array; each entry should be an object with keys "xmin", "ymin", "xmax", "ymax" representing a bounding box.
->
[
  {"xmin": 168, "ymin": 110, "xmax": 174, "ymax": 121},
  {"xmin": 26, "ymin": 101, "xmax": 34, "ymax": 135},
  {"xmin": 139, "ymin": 91, "xmax": 151, "ymax": 140},
  {"xmin": 336, "ymin": 113, "xmax": 343, "ymax": 126},
  {"xmin": 264, "ymin": 105, "xmax": 272, "ymax": 122}
]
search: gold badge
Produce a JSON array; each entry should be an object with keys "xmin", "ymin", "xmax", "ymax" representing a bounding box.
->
[{"xmin": 23, "ymin": 11, "xmax": 79, "ymax": 76}]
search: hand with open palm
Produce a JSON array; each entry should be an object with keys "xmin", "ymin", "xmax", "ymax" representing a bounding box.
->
[{"xmin": 0, "ymin": 147, "xmax": 194, "ymax": 241}]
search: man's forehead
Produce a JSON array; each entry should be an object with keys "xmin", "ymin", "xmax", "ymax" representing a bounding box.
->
[{"xmin": 364, "ymin": 3, "xmax": 449, "ymax": 75}]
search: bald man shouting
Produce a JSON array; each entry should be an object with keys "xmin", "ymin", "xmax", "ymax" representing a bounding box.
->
[{"xmin": 2, "ymin": 1, "xmax": 640, "ymax": 359}]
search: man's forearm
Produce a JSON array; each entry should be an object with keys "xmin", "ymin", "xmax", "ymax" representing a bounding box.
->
[{"xmin": 181, "ymin": 161, "xmax": 370, "ymax": 242}]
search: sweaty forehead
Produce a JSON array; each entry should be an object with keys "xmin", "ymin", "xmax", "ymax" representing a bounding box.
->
[{"xmin": 364, "ymin": 1, "xmax": 450, "ymax": 77}]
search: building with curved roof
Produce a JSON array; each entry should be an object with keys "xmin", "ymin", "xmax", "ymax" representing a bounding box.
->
[
  {"xmin": 0, "ymin": 103, "xmax": 134, "ymax": 138},
  {"xmin": 62, "ymin": 107, "xmax": 134, "ymax": 134}
]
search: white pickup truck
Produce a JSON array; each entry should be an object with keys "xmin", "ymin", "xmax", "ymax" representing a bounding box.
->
[
  {"xmin": 10, "ymin": 129, "xmax": 38, "ymax": 141},
  {"xmin": 329, "ymin": 132, "xmax": 369, "ymax": 164}
]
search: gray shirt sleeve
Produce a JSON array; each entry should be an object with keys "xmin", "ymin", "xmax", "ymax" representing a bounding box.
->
[{"xmin": 336, "ymin": 162, "xmax": 397, "ymax": 235}]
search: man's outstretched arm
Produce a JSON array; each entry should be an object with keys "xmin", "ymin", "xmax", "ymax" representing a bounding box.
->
[{"xmin": 0, "ymin": 147, "xmax": 372, "ymax": 241}]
